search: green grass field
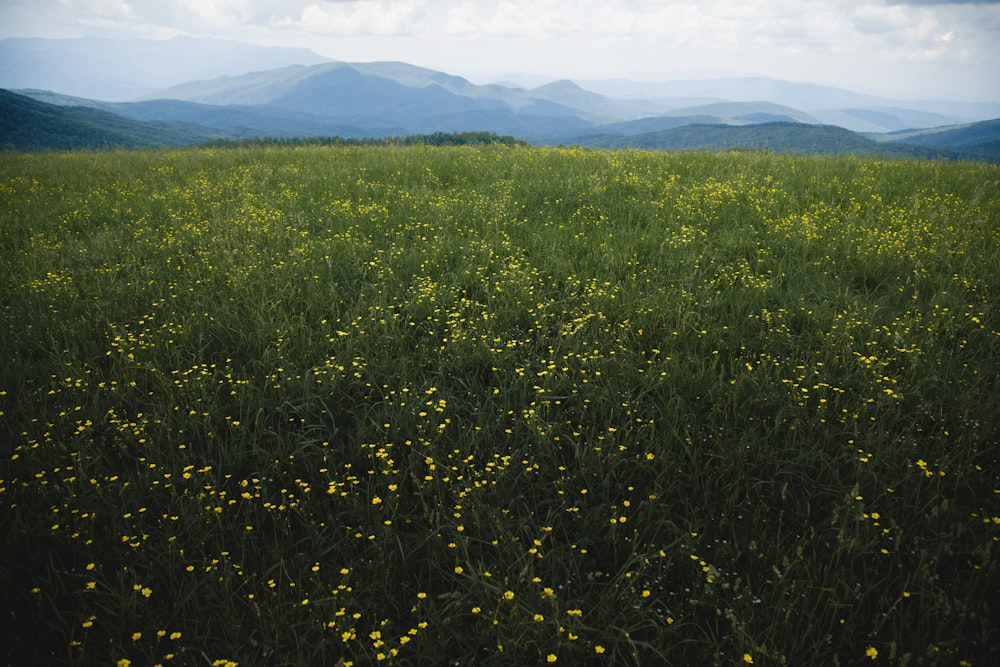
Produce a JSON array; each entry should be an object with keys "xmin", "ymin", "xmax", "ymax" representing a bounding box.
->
[{"xmin": 1, "ymin": 145, "xmax": 998, "ymax": 666}]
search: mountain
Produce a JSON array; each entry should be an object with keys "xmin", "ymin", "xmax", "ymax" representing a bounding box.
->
[
  {"xmin": 578, "ymin": 76, "xmax": 887, "ymax": 109},
  {"xmin": 877, "ymin": 118, "xmax": 1000, "ymax": 162},
  {"xmin": 142, "ymin": 62, "xmax": 596, "ymax": 140},
  {"xmin": 146, "ymin": 61, "xmax": 1000, "ymax": 137},
  {"xmin": 578, "ymin": 76, "xmax": 1000, "ymax": 123},
  {"xmin": 6, "ymin": 46, "xmax": 999, "ymax": 162},
  {"xmin": 808, "ymin": 107, "xmax": 960, "ymax": 133},
  {"xmin": 0, "ymin": 89, "xmax": 226, "ymax": 150},
  {"xmin": 564, "ymin": 121, "xmax": 964, "ymax": 159},
  {"xmin": 658, "ymin": 102, "xmax": 820, "ymax": 125},
  {"xmin": 0, "ymin": 37, "xmax": 331, "ymax": 101},
  {"xmin": 7, "ymin": 79, "xmax": 996, "ymax": 162},
  {"xmin": 562, "ymin": 118, "xmax": 1000, "ymax": 163},
  {"xmin": 149, "ymin": 61, "xmax": 586, "ymax": 117},
  {"xmin": 5, "ymin": 84, "xmax": 592, "ymax": 145},
  {"xmin": 0, "ymin": 87, "xmax": 525, "ymax": 151},
  {"xmin": 6, "ymin": 36, "xmax": 998, "ymax": 131},
  {"xmin": 9, "ymin": 89, "xmax": 374, "ymax": 139},
  {"xmin": 521, "ymin": 80, "xmax": 657, "ymax": 120}
]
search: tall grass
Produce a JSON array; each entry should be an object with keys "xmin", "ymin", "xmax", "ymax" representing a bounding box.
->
[{"xmin": 1, "ymin": 145, "xmax": 998, "ymax": 666}]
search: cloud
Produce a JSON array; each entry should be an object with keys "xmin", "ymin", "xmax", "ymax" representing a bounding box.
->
[
  {"xmin": 852, "ymin": 3, "xmax": 925, "ymax": 35},
  {"xmin": 434, "ymin": 0, "xmax": 816, "ymax": 45},
  {"xmin": 887, "ymin": 1, "xmax": 1000, "ymax": 5},
  {"xmin": 298, "ymin": 1, "xmax": 424, "ymax": 36}
]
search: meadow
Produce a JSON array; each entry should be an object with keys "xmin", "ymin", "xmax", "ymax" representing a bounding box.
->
[{"xmin": 1, "ymin": 144, "xmax": 998, "ymax": 666}]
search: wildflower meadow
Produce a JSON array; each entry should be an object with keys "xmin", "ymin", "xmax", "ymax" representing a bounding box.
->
[{"xmin": 1, "ymin": 145, "xmax": 998, "ymax": 666}]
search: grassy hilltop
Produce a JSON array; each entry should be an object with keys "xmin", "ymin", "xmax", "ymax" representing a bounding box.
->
[{"xmin": 1, "ymin": 145, "xmax": 998, "ymax": 666}]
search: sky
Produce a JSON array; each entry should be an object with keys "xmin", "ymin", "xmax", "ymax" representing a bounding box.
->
[{"xmin": 1, "ymin": 0, "xmax": 999, "ymax": 101}]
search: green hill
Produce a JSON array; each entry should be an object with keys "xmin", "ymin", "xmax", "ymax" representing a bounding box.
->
[
  {"xmin": 0, "ymin": 89, "xmax": 224, "ymax": 150},
  {"xmin": 572, "ymin": 121, "xmax": 978, "ymax": 160},
  {"xmin": 880, "ymin": 118, "xmax": 1000, "ymax": 162},
  {"xmin": 6, "ymin": 86, "xmax": 998, "ymax": 163}
]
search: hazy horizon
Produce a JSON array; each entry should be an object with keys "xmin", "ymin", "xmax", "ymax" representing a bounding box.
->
[{"xmin": 1, "ymin": 0, "xmax": 999, "ymax": 103}]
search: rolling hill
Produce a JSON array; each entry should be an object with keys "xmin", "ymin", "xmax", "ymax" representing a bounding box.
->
[
  {"xmin": 4, "ymin": 54, "xmax": 1000, "ymax": 162},
  {"xmin": 877, "ymin": 119, "xmax": 1000, "ymax": 162},
  {"xmin": 131, "ymin": 61, "xmax": 1000, "ymax": 150},
  {"xmin": 5, "ymin": 36, "xmax": 999, "ymax": 134},
  {"xmin": 561, "ymin": 121, "xmax": 969, "ymax": 160},
  {"xmin": 145, "ymin": 61, "xmax": 598, "ymax": 139},
  {"xmin": 578, "ymin": 75, "xmax": 1000, "ymax": 131},
  {"xmin": 0, "ymin": 89, "xmax": 226, "ymax": 150},
  {"xmin": 10, "ymin": 90, "xmax": 375, "ymax": 139}
]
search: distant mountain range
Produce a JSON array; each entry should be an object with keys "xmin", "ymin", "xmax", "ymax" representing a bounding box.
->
[
  {"xmin": 2, "ymin": 37, "xmax": 999, "ymax": 160},
  {"xmin": 0, "ymin": 89, "xmax": 224, "ymax": 150},
  {"xmin": 573, "ymin": 121, "xmax": 1000, "ymax": 161}
]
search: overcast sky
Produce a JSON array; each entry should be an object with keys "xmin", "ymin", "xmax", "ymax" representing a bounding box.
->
[{"xmin": 2, "ymin": 0, "xmax": 999, "ymax": 101}]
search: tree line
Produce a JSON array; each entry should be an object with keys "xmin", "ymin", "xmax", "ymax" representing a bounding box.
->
[{"xmin": 200, "ymin": 131, "xmax": 528, "ymax": 149}]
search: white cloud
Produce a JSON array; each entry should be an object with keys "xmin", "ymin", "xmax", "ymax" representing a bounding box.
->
[
  {"xmin": 442, "ymin": 3, "xmax": 479, "ymax": 37},
  {"xmin": 852, "ymin": 3, "xmax": 917, "ymax": 35},
  {"xmin": 298, "ymin": 1, "xmax": 425, "ymax": 36}
]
